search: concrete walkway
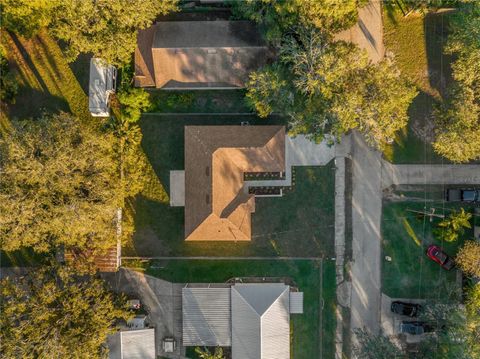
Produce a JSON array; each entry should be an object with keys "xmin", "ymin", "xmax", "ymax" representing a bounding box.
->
[{"xmin": 383, "ymin": 162, "xmax": 480, "ymax": 188}]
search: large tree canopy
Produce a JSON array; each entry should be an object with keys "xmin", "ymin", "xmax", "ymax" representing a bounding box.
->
[
  {"xmin": 433, "ymin": 3, "xmax": 480, "ymax": 162},
  {"xmin": 0, "ymin": 265, "xmax": 129, "ymax": 358},
  {"xmin": 51, "ymin": 0, "xmax": 178, "ymax": 65},
  {"xmin": 231, "ymin": 0, "xmax": 368, "ymax": 41},
  {"xmin": 0, "ymin": 0, "xmax": 59, "ymax": 37},
  {"xmin": 0, "ymin": 113, "xmax": 120, "ymax": 253},
  {"xmin": 247, "ymin": 28, "xmax": 417, "ymax": 147},
  {"xmin": 1, "ymin": 0, "xmax": 178, "ymax": 65}
]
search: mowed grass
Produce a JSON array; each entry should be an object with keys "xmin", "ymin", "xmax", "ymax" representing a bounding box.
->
[
  {"xmin": 138, "ymin": 259, "xmax": 336, "ymax": 359},
  {"xmin": 2, "ymin": 29, "xmax": 90, "ymax": 122},
  {"xmin": 382, "ymin": 9, "xmax": 454, "ymax": 164},
  {"xmin": 126, "ymin": 115, "xmax": 335, "ymax": 258},
  {"xmin": 382, "ymin": 194, "xmax": 474, "ymax": 300}
]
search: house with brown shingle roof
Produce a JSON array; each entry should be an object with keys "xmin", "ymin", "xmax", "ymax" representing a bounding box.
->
[
  {"xmin": 184, "ymin": 126, "xmax": 285, "ymax": 241},
  {"xmin": 134, "ymin": 21, "xmax": 271, "ymax": 89}
]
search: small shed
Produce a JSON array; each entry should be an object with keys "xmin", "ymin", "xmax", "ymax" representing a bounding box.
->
[
  {"xmin": 89, "ymin": 58, "xmax": 116, "ymax": 117},
  {"xmin": 108, "ymin": 328, "xmax": 155, "ymax": 359}
]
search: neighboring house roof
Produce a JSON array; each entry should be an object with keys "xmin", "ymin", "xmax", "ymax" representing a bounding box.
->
[
  {"xmin": 88, "ymin": 58, "xmax": 116, "ymax": 117},
  {"xmin": 108, "ymin": 329, "xmax": 155, "ymax": 359},
  {"xmin": 182, "ymin": 288, "xmax": 232, "ymax": 346},
  {"xmin": 184, "ymin": 126, "xmax": 285, "ymax": 241},
  {"xmin": 134, "ymin": 21, "xmax": 271, "ymax": 89},
  {"xmin": 181, "ymin": 283, "xmax": 293, "ymax": 359},
  {"xmin": 231, "ymin": 284, "xmax": 290, "ymax": 359}
]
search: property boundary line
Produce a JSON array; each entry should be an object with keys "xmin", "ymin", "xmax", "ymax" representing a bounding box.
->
[{"xmin": 122, "ymin": 256, "xmax": 323, "ymax": 261}]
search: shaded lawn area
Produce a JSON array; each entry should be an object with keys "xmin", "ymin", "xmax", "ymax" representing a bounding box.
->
[
  {"xmin": 382, "ymin": 9, "xmax": 454, "ymax": 164},
  {"xmin": 148, "ymin": 90, "xmax": 251, "ymax": 113},
  {"xmin": 382, "ymin": 192, "xmax": 474, "ymax": 300},
  {"xmin": 138, "ymin": 259, "xmax": 336, "ymax": 359},
  {"xmin": 126, "ymin": 115, "xmax": 335, "ymax": 258},
  {"xmin": 2, "ymin": 29, "xmax": 90, "ymax": 122}
]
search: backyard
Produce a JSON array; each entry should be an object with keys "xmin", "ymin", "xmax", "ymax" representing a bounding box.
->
[
  {"xmin": 125, "ymin": 114, "xmax": 336, "ymax": 258},
  {"xmin": 382, "ymin": 8, "xmax": 454, "ymax": 164},
  {"xmin": 131, "ymin": 258, "xmax": 336, "ymax": 359},
  {"xmin": 381, "ymin": 187, "xmax": 475, "ymax": 300}
]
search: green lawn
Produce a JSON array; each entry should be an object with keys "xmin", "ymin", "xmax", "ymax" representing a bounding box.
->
[
  {"xmin": 148, "ymin": 90, "xmax": 251, "ymax": 113},
  {"xmin": 382, "ymin": 190, "xmax": 474, "ymax": 300},
  {"xmin": 132, "ymin": 259, "xmax": 336, "ymax": 359},
  {"xmin": 126, "ymin": 115, "xmax": 335, "ymax": 258},
  {"xmin": 383, "ymin": 9, "xmax": 454, "ymax": 164}
]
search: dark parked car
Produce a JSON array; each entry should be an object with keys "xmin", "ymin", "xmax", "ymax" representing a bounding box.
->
[
  {"xmin": 426, "ymin": 245, "xmax": 455, "ymax": 270},
  {"xmin": 391, "ymin": 301, "xmax": 421, "ymax": 317},
  {"xmin": 445, "ymin": 188, "xmax": 480, "ymax": 202}
]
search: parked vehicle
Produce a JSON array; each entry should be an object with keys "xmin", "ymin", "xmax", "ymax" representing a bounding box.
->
[
  {"xmin": 391, "ymin": 301, "xmax": 421, "ymax": 317},
  {"xmin": 445, "ymin": 188, "xmax": 480, "ymax": 202},
  {"xmin": 400, "ymin": 321, "xmax": 434, "ymax": 335},
  {"xmin": 426, "ymin": 245, "xmax": 455, "ymax": 270}
]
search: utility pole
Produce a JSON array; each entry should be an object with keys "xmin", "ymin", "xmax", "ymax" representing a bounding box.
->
[{"xmin": 406, "ymin": 207, "xmax": 445, "ymax": 222}]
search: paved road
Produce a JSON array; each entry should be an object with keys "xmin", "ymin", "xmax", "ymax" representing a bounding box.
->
[
  {"xmin": 335, "ymin": 0, "xmax": 385, "ymax": 63},
  {"xmin": 349, "ymin": 132, "xmax": 383, "ymax": 339}
]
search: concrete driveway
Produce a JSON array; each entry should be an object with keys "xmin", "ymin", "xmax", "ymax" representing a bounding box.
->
[
  {"xmin": 381, "ymin": 294, "xmax": 427, "ymax": 344},
  {"xmin": 102, "ymin": 269, "xmax": 185, "ymax": 359}
]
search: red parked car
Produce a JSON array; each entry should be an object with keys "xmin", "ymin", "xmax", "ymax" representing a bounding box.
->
[{"xmin": 426, "ymin": 245, "xmax": 455, "ymax": 270}]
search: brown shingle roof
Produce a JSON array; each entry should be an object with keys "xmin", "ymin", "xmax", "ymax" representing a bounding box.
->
[
  {"xmin": 184, "ymin": 126, "xmax": 285, "ymax": 241},
  {"xmin": 134, "ymin": 21, "xmax": 271, "ymax": 89}
]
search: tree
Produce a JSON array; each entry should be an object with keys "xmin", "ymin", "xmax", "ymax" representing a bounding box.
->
[
  {"xmin": 194, "ymin": 346, "xmax": 225, "ymax": 359},
  {"xmin": 231, "ymin": 0, "xmax": 368, "ymax": 42},
  {"xmin": 0, "ymin": 0, "xmax": 59, "ymax": 37},
  {"xmin": 456, "ymin": 241, "xmax": 480, "ymax": 277},
  {"xmin": 433, "ymin": 2, "xmax": 480, "ymax": 162},
  {"xmin": 435, "ymin": 208, "xmax": 472, "ymax": 242},
  {"xmin": 247, "ymin": 27, "xmax": 416, "ymax": 147},
  {"xmin": 0, "ymin": 43, "xmax": 18, "ymax": 103},
  {"xmin": 0, "ymin": 264, "xmax": 130, "ymax": 358},
  {"xmin": 50, "ymin": 0, "xmax": 179, "ymax": 66},
  {"xmin": 117, "ymin": 88, "xmax": 151, "ymax": 123},
  {"xmin": 0, "ymin": 113, "xmax": 120, "ymax": 253},
  {"xmin": 352, "ymin": 328, "xmax": 405, "ymax": 359},
  {"xmin": 416, "ymin": 302, "xmax": 478, "ymax": 359}
]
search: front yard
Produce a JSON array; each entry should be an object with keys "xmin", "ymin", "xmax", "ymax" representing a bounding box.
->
[
  {"xmin": 383, "ymin": 9, "xmax": 454, "ymax": 164},
  {"xmin": 381, "ymin": 187, "xmax": 475, "ymax": 300},
  {"xmin": 129, "ymin": 258, "xmax": 336, "ymax": 359},
  {"xmin": 125, "ymin": 115, "xmax": 336, "ymax": 258}
]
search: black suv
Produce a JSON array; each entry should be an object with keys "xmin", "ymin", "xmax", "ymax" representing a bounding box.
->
[{"xmin": 391, "ymin": 301, "xmax": 421, "ymax": 317}]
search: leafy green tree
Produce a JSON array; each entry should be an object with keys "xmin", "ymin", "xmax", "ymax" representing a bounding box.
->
[
  {"xmin": 50, "ymin": 0, "xmax": 178, "ymax": 66},
  {"xmin": 435, "ymin": 208, "xmax": 472, "ymax": 242},
  {"xmin": 194, "ymin": 346, "xmax": 225, "ymax": 359},
  {"xmin": 433, "ymin": 2, "xmax": 480, "ymax": 162},
  {"xmin": 416, "ymin": 302, "xmax": 479, "ymax": 359},
  {"xmin": 247, "ymin": 28, "xmax": 416, "ymax": 147},
  {"xmin": 456, "ymin": 240, "xmax": 480, "ymax": 277},
  {"xmin": 0, "ymin": 113, "xmax": 120, "ymax": 253},
  {"xmin": 0, "ymin": 0, "xmax": 59, "ymax": 37},
  {"xmin": 352, "ymin": 328, "xmax": 405, "ymax": 359},
  {"xmin": 231, "ymin": 0, "xmax": 368, "ymax": 41},
  {"xmin": 0, "ymin": 264, "xmax": 130, "ymax": 358},
  {"xmin": 0, "ymin": 43, "xmax": 18, "ymax": 103},
  {"xmin": 117, "ymin": 88, "xmax": 151, "ymax": 123}
]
